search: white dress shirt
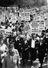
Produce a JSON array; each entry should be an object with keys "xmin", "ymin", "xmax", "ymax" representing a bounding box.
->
[{"xmin": 31, "ymin": 39, "xmax": 35, "ymax": 48}]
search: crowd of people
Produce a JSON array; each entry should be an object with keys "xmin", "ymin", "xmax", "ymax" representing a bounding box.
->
[
  {"xmin": 0, "ymin": 30, "xmax": 48, "ymax": 68},
  {"xmin": 0, "ymin": 5, "xmax": 48, "ymax": 68}
]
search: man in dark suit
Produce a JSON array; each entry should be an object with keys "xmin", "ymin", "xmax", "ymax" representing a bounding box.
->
[
  {"xmin": 0, "ymin": 52, "xmax": 2, "ymax": 68},
  {"xmin": 30, "ymin": 35, "xmax": 36, "ymax": 64},
  {"xmin": 19, "ymin": 38, "xmax": 25, "ymax": 64},
  {"xmin": 38, "ymin": 36, "xmax": 46, "ymax": 68}
]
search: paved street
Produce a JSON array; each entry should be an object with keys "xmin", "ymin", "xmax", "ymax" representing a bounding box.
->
[{"xmin": 1, "ymin": 55, "xmax": 48, "ymax": 68}]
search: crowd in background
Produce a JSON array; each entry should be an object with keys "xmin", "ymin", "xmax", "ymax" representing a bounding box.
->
[{"xmin": 0, "ymin": 5, "xmax": 48, "ymax": 68}]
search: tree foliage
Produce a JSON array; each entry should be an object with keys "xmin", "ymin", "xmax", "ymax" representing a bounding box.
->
[{"xmin": 0, "ymin": 0, "xmax": 47, "ymax": 7}]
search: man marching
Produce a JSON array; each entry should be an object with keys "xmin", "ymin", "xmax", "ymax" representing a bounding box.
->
[{"xmin": 0, "ymin": 38, "xmax": 8, "ymax": 68}]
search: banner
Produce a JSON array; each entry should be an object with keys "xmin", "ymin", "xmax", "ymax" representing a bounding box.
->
[
  {"xmin": 9, "ymin": 13, "xmax": 18, "ymax": 23},
  {"xmin": 19, "ymin": 12, "xmax": 25, "ymax": 20},
  {"xmin": 24, "ymin": 12, "xmax": 30, "ymax": 21},
  {"xmin": 32, "ymin": 28, "xmax": 39, "ymax": 34},
  {"xmin": 19, "ymin": 12, "xmax": 30, "ymax": 21},
  {"xmin": 23, "ymin": 24, "xmax": 30, "ymax": 32},
  {"xmin": 39, "ymin": 21, "xmax": 45, "ymax": 30},
  {"xmin": 31, "ymin": 21, "xmax": 39, "ymax": 29}
]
